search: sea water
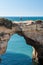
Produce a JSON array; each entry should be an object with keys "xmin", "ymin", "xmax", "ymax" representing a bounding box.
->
[
  {"xmin": 0, "ymin": 34, "xmax": 33, "ymax": 65},
  {"xmin": 0, "ymin": 17, "xmax": 43, "ymax": 65},
  {"xmin": 5, "ymin": 17, "xmax": 43, "ymax": 21}
]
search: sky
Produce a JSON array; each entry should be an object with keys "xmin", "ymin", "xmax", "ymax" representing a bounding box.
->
[{"xmin": 0, "ymin": 0, "xmax": 43, "ymax": 16}]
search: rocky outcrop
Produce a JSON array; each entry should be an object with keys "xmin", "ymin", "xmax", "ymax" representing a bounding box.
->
[
  {"xmin": 0, "ymin": 18, "xmax": 43, "ymax": 64},
  {"xmin": 0, "ymin": 18, "xmax": 12, "ymax": 29}
]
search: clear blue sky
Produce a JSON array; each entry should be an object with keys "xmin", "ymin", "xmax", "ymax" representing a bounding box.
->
[{"xmin": 0, "ymin": 0, "xmax": 43, "ymax": 16}]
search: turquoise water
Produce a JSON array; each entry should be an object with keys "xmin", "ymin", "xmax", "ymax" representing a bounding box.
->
[
  {"xmin": 0, "ymin": 34, "xmax": 33, "ymax": 65},
  {"xmin": 6, "ymin": 17, "xmax": 43, "ymax": 21},
  {"xmin": 1, "ymin": 17, "xmax": 43, "ymax": 21}
]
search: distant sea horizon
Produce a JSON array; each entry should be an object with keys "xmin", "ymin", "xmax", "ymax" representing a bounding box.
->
[{"xmin": 0, "ymin": 17, "xmax": 43, "ymax": 21}]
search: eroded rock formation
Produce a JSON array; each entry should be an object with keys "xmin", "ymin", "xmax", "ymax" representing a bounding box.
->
[{"xmin": 0, "ymin": 18, "xmax": 43, "ymax": 65}]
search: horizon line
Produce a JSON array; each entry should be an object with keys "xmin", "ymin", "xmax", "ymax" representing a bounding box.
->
[{"xmin": 0, "ymin": 15, "xmax": 43, "ymax": 17}]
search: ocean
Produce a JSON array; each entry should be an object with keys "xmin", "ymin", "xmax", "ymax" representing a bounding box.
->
[
  {"xmin": 0, "ymin": 17, "xmax": 43, "ymax": 65},
  {"xmin": 1, "ymin": 16, "xmax": 43, "ymax": 21}
]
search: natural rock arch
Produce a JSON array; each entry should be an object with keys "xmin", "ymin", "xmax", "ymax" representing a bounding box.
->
[{"xmin": 0, "ymin": 18, "xmax": 43, "ymax": 65}]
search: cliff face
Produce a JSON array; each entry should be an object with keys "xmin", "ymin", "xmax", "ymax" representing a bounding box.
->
[{"xmin": 0, "ymin": 18, "xmax": 13, "ymax": 55}]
